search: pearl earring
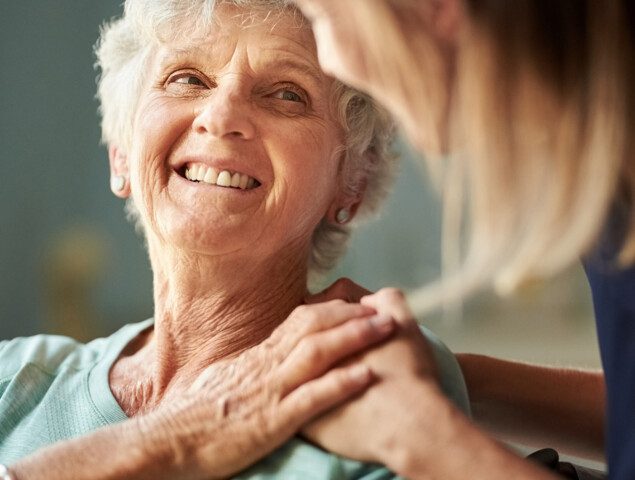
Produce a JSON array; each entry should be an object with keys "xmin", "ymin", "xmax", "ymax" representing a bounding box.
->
[
  {"xmin": 111, "ymin": 175, "xmax": 126, "ymax": 192},
  {"xmin": 336, "ymin": 208, "xmax": 350, "ymax": 224}
]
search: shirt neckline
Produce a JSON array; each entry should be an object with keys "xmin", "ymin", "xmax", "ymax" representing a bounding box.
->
[{"xmin": 87, "ymin": 319, "xmax": 154, "ymax": 424}]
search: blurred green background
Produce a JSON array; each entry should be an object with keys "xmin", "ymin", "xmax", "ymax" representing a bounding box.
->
[{"xmin": 0, "ymin": 2, "xmax": 600, "ymax": 371}]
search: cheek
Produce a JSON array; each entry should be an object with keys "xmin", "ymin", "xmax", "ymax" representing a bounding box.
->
[
  {"xmin": 265, "ymin": 121, "xmax": 341, "ymax": 217},
  {"xmin": 128, "ymin": 98, "xmax": 192, "ymax": 218},
  {"xmin": 131, "ymin": 98, "xmax": 190, "ymax": 180},
  {"xmin": 133, "ymin": 97, "xmax": 190, "ymax": 160}
]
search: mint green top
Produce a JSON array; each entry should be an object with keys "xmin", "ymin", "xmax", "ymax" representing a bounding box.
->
[{"xmin": 0, "ymin": 320, "xmax": 468, "ymax": 478}]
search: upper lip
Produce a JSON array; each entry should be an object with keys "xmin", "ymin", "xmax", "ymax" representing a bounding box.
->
[{"xmin": 172, "ymin": 156, "xmax": 264, "ymax": 184}]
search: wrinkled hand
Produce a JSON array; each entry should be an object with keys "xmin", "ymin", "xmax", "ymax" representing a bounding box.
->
[
  {"xmin": 136, "ymin": 300, "xmax": 396, "ymax": 480},
  {"xmin": 302, "ymin": 288, "xmax": 442, "ymax": 468}
]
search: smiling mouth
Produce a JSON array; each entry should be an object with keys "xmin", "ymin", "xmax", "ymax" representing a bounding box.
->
[{"xmin": 180, "ymin": 162, "xmax": 261, "ymax": 190}]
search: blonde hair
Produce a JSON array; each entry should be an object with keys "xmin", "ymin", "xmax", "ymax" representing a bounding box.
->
[
  {"xmin": 95, "ymin": 0, "xmax": 396, "ymax": 280},
  {"xmin": 337, "ymin": 0, "xmax": 635, "ymax": 311}
]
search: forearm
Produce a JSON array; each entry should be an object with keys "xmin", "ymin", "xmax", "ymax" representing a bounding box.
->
[
  {"xmin": 10, "ymin": 416, "xmax": 176, "ymax": 480},
  {"xmin": 382, "ymin": 382, "xmax": 558, "ymax": 480},
  {"xmin": 456, "ymin": 353, "xmax": 605, "ymax": 460}
]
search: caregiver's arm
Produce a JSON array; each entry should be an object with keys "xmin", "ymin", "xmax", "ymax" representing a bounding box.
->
[
  {"xmin": 10, "ymin": 301, "xmax": 394, "ymax": 480},
  {"xmin": 457, "ymin": 353, "xmax": 605, "ymax": 461},
  {"xmin": 375, "ymin": 379, "xmax": 560, "ymax": 480}
]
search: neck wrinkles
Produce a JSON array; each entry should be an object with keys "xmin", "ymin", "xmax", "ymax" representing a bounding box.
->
[{"xmin": 128, "ymin": 235, "xmax": 310, "ymax": 406}]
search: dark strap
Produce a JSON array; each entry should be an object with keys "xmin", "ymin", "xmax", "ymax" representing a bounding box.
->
[{"xmin": 527, "ymin": 448, "xmax": 607, "ymax": 480}]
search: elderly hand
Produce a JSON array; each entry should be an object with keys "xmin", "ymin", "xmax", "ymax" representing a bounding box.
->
[
  {"xmin": 135, "ymin": 300, "xmax": 396, "ymax": 479},
  {"xmin": 301, "ymin": 288, "xmax": 442, "ymax": 469}
]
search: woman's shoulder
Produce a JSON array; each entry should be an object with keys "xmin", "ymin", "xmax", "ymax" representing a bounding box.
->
[
  {"xmin": 0, "ymin": 333, "xmax": 92, "ymax": 381},
  {"xmin": 418, "ymin": 325, "xmax": 471, "ymax": 416},
  {"xmin": 0, "ymin": 320, "xmax": 153, "ymax": 382}
]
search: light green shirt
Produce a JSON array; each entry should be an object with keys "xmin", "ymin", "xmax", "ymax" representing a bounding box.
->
[{"xmin": 0, "ymin": 320, "xmax": 468, "ymax": 478}]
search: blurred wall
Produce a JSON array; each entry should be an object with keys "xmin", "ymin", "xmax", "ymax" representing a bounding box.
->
[
  {"xmin": 0, "ymin": 2, "xmax": 600, "ymax": 371},
  {"xmin": 0, "ymin": 1, "xmax": 153, "ymax": 339}
]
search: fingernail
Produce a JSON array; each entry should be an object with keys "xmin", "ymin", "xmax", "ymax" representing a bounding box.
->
[
  {"xmin": 369, "ymin": 314, "xmax": 394, "ymax": 333},
  {"xmin": 349, "ymin": 365, "xmax": 372, "ymax": 385}
]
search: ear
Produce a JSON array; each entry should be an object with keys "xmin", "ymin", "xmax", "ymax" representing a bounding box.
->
[
  {"xmin": 108, "ymin": 145, "xmax": 131, "ymax": 198},
  {"xmin": 327, "ymin": 177, "xmax": 367, "ymax": 225}
]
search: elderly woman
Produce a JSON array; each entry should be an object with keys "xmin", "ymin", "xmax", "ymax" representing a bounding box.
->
[{"xmin": 0, "ymin": 1, "xmax": 468, "ymax": 479}]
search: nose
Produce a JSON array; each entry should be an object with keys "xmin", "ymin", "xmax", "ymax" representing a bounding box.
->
[{"xmin": 192, "ymin": 83, "xmax": 256, "ymax": 140}]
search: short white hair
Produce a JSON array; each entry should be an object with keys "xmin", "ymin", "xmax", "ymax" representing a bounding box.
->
[{"xmin": 95, "ymin": 0, "xmax": 397, "ymax": 280}]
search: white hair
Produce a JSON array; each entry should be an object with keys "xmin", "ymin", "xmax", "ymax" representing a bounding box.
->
[{"xmin": 95, "ymin": 0, "xmax": 397, "ymax": 279}]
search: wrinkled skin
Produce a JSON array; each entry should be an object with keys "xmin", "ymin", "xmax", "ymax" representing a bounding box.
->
[{"xmin": 134, "ymin": 300, "xmax": 396, "ymax": 479}]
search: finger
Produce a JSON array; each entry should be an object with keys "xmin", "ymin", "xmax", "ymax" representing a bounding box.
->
[
  {"xmin": 275, "ymin": 363, "xmax": 373, "ymax": 432},
  {"xmin": 361, "ymin": 288, "xmax": 417, "ymax": 328},
  {"xmin": 305, "ymin": 277, "xmax": 373, "ymax": 304},
  {"xmin": 267, "ymin": 301, "xmax": 376, "ymax": 355},
  {"xmin": 277, "ymin": 314, "xmax": 394, "ymax": 395}
]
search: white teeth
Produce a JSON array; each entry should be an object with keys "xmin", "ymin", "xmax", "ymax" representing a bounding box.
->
[
  {"xmin": 216, "ymin": 170, "xmax": 232, "ymax": 187},
  {"xmin": 203, "ymin": 168, "xmax": 218, "ymax": 184},
  {"xmin": 184, "ymin": 164, "xmax": 258, "ymax": 190},
  {"xmin": 230, "ymin": 172, "xmax": 241, "ymax": 188}
]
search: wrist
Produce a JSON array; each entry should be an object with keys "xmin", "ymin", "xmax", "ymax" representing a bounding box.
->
[
  {"xmin": 369, "ymin": 379, "xmax": 459, "ymax": 477},
  {"xmin": 378, "ymin": 379, "xmax": 557, "ymax": 480},
  {"xmin": 133, "ymin": 410, "xmax": 189, "ymax": 475},
  {"xmin": 9, "ymin": 419, "xmax": 172, "ymax": 480},
  {"xmin": 398, "ymin": 384, "xmax": 462, "ymax": 478},
  {"xmin": 134, "ymin": 402, "xmax": 217, "ymax": 480}
]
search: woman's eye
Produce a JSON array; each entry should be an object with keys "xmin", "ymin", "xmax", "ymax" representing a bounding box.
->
[
  {"xmin": 172, "ymin": 75, "xmax": 206, "ymax": 87},
  {"xmin": 272, "ymin": 87, "xmax": 306, "ymax": 103}
]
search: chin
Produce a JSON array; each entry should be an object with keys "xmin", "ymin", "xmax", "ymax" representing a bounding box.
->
[{"xmin": 159, "ymin": 214, "xmax": 259, "ymax": 256}]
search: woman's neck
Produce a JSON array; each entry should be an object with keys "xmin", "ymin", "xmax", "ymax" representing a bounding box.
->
[{"xmin": 110, "ymin": 239, "xmax": 310, "ymax": 416}]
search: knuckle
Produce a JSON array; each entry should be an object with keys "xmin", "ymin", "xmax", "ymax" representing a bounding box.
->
[
  {"xmin": 294, "ymin": 388, "xmax": 317, "ymax": 412},
  {"xmin": 334, "ymin": 369, "xmax": 354, "ymax": 390},
  {"xmin": 302, "ymin": 311, "xmax": 321, "ymax": 331},
  {"xmin": 291, "ymin": 305, "xmax": 320, "ymax": 331},
  {"xmin": 350, "ymin": 318, "xmax": 375, "ymax": 343},
  {"xmin": 301, "ymin": 340, "xmax": 325, "ymax": 366},
  {"xmin": 326, "ymin": 298, "xmax": 346, "ymax": 307},
  {"xmin": 291, "ymin": 304, "xmax": 308, "ymax": 319}
]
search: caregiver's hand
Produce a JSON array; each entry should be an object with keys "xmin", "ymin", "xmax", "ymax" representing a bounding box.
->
[
  {"xmin": 302, "ymin": 288, "xmax": 441, "ymax": 465},
  {"xmin": 303, "ymin": 290, "xmax": 559, "ymax": 480},
  {"xmin": 291, "ymin": 0, "xmax": 372, "ymax": 92},
  {"xmin": 12, "ymin": 301, "xmax": 395, "ymax": 480}
]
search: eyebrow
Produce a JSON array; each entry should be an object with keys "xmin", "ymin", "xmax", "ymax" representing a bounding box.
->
[
  {"xmin": 155, "ymin": 48, "xmax": 326, "ymax": 87},
  {"xmin": 157, "ymin": 46, "xmax": 206, "ymax": 64},
  {"xmin": 262, "ymin": 58, "xmax": 325, "ymax": 86}
]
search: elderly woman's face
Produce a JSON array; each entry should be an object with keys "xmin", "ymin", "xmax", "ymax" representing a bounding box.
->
[{"xmin": 125, "ymin": 6, "xmax": 344, "ymax": 259}]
